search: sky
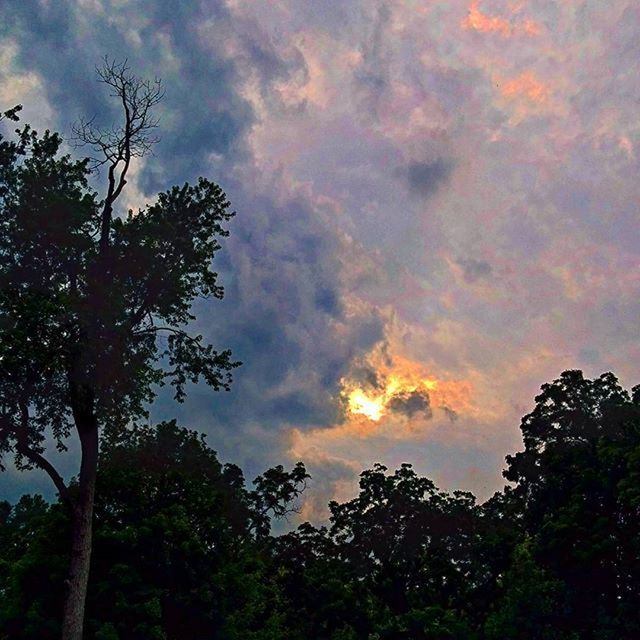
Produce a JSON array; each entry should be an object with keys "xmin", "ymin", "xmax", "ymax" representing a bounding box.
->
[{"xmin": 1, "ymin": 0, "xmax": 640, "ymax": 521}]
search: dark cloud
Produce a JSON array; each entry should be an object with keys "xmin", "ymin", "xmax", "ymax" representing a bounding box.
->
[
  {"xmin": 150, "ymin": 181, "xmax": 387, "ymax": 455},
  {"xmin": 405, "ymin": 159, "xmax": 452, "ymax": 198},
  {"xmin": 388, "ymin": 390, "xmax": 432, "ymax": 418},
  {"xmin": 442, "ymin": 406, "xmax": 458, "ymax": 423},
  {"xmin": 455, "ymin": 257, "xmax": 493, "ymax": 283},
  {"xmin": 350, "ymin": 366, "xmax": 384, "ymax": 390},
  {"xmin": 0, "ymin": 0, "xmax": 390, "ymax": 496},
  {"xmin": 0, "ymin": 0, "xmax": 271, "ymax": 193}
]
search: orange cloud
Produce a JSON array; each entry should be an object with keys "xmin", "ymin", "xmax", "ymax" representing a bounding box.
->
[
  {"xmin": 338, "ymin": 350, "xmax": 476, "ymax": 434},
  {"xmin": 500, "ymin": 71, "xmax": 549, "ymax": 103},
  {"xmin": 522, "ymin": 17, "xmax": 542, "ymax": 36},
  {"xmin": 462, "ymin": 1, "xmax": 542, "ymax": 38},
  {"xmin": 463, "ymin": 0, "xmax": 512, "ymax": 37}
]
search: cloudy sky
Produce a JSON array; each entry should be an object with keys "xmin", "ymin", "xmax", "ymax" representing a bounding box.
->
[{"xmin": 2, "ymin": 0, "xmax": 640, "ymax": 520}]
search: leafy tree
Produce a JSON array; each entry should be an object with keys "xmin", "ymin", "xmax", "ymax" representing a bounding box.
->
[
  {"xmin": 275, "ymin": 464, "xmax": 484, "ymax": 639},
  {"xmin": 88, "ymin": 421, "xmax": 307, "ymax": 640},
  {"xmin": 504, "ymin": 370, "xmax": 640, "ymax": 639},
  {"xmin": 0, "ymin": 496, "xmax": 68, "ymax": 640},
  {"xmin": 0, "ymin": 60, "xmax": 239, "ymax": 639},
  {"xmin": 484, "ymin": 539, "xmax": 570, "ymax": 640},
  {"xmin": 0, "ymin": 421, "xmax": 309, "ymax": 639}
]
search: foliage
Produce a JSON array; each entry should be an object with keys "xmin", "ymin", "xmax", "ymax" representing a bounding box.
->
[
  {"xmin": 0, "ymin": 116, "xmax": 239, "ymax": 467},
  {"xmin": 1, "ymin": 421, "xmax": 308, "ymax": 639},
  {"xmin": 4, "ymin": 370, "xmax": 640, "ymax": 638}
]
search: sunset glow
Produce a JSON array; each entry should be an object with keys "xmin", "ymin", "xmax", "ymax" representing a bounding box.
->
[
  {"xmin": 347, "ymin": 388, "xmax": 386, "ymax": 421},
  {"xmin": 462, "ymin": 0, "xmax": 513, "ymax": 37},
  {"xmin": 501, "ymin": 71, "xmax": 549, "ymax": 103},
  {"xmin": 343, "ymin": 358, "xmax": 464, "ymax": 426},
  {"xmin": 462, "ymin": 0, "xmax": 542, "ymax": 38}
]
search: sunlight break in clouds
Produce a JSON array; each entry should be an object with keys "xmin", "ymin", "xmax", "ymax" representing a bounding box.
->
[{"xmin": 344, "ymin": 364, "xmax": 451, "ymax": 425}]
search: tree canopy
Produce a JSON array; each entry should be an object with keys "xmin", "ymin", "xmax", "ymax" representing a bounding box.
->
[{"xmin": 3, "ymin": 369, "xmax": 640, "ymax": 639}]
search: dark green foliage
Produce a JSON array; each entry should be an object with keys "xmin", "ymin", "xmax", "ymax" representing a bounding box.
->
[
  {"xmin": 1, "ymin": 421, "xmax": 308, "ymax": 639},
  {"xmin": 4, "ymin": 369, "xmax": 640, "ymax": 638},
  {"xmin": 484, "ymin": 540, "xmax": 569, "ymax": 640},
  {"xmin": 273, "ymin": 464, "xmax": 485, "ymax": 639},
  {"xmin": 0, "ymin": 83, "xmax": 241, "ymax": 636},
  {"xmin": 0, "ymin": 496, "xmax": 69, "ymax": 640},
  {"xmin": 503, "ymin": 371, "xmax": 640, "ymax": 639}
]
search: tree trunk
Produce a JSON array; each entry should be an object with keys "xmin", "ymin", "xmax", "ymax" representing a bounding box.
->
[{"xmin": 61, "ymin": 424, "xmax": 98, "ymax": 640}]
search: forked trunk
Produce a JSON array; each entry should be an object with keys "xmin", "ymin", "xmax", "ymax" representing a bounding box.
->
[{"xmin": 61, "ymin": 425, "xmax": 98, "ymax": 640}]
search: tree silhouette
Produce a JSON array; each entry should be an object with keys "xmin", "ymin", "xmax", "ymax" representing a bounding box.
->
[
  {"xmin": 0, "ymin": 61, "xmax": 239, "ymax": 639},
  {"xmin": 0, "ymin": 422, "xmax": 308, "ymax": 639},
  {"xmin": 503, "ymin": 370, "xmax": 640, "ymax": 638},
  {"xmin": 3, "ymin": 369, "xmax": 640, "ymax": 638}
]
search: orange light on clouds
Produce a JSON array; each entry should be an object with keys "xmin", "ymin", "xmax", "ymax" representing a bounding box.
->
[
  {"xmin": 522, "ymin": 17, "xmax": 542, "ymax": 36},
  {"xmin": 501, "ymin": 71, "xmax": 549, "ymax": 103},
  {"xmin": 463, "ymin": 0, "xmax": 512, "ymax": 37},
  {"xmin": 462, "ymin": 1, "xmax": 542, "ymax": 38},
  {"xmin": 347, "ymin": 388, "xmax": 386, "ymax": 421},
  {"xmin": 342, "ymin": 358, "xmax": 469, "ymax": 426}
]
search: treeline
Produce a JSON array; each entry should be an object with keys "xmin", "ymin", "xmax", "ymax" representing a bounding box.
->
[{"xmin": 2, "ymin": 369, "xmax": 640, "ymax": 639}]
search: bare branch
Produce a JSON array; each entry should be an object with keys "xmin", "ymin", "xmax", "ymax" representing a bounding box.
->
[{"xmin": 71, "ymin": 57, "xmax": 164, "ymax": 252}]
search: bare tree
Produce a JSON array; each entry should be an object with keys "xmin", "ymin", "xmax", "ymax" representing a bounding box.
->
[{"xmin": 73, "ymin": 57, "xmax": 164, "ymax": 249}]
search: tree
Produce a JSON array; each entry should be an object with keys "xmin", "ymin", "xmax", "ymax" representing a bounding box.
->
[
  {"xmin": 89, "ymin": 421, "xmax": 308, "ymax": 640},
  {"xmin": 0, "ymin": 422, "xmax": 309, "ymax": 640},
  {"xmin": 484, "ymin": 539, "xmax": 570, "ymax": 640},
  {"xmin": 503, "ymin": 370, "xmax": 640, "ymax": 639},
  {"xmin": 274, "ymin": 463, "xmax": 484, "ymax": 639},
  {"xmin": 0, "ymin": 60, "xmax": 239, "ymax": 639}
]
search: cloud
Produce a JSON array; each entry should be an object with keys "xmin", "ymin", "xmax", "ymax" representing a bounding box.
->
[
  {"xmin": 455, "ymin": 257, "xmax": 493, "ymax": 283},
  {"xmin": 462, "ymin": 0, "xmax": 513, "ymax": 37},
  {"xmin": 293, "ymin": 453, "xmax": 360, "ymax": 525},
  {"xmin": 353, "ymin": 2, "xmax": 393, "ymax": 114},
  {"xmin": 0, "ymin": 0, "xmax": 289, "ymax": 192},
  {"xmin": 4, "ymin": 0, "xmax": 640, "ymax": 519},
  {"xmin": 387, "ymin": 389, "xmax": 432, "ymax": 418},
  {"xmin": 461, "ymin": 1, "xmax": 542, "ymax": 38},
  {"xmin": 0, "ymin": 0, "xmax": 390, "ymax": 497},
  {"xmin": 405, "ymin": 159, "xmax": 452, "ymax": 198},
  {"xmin": 500, "ymin": 71, "xmax": 549, "ymax": 104},
  {"xmin": 442, "ymin": 406, "xmax": 459, "ymax": 423},
  {"xmin": 350, "ymin": 365, "xmax": 385, "ymax": 390}
]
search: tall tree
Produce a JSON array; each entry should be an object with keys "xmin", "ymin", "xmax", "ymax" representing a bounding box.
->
[
  {"xmin": 275, "ymin": 463, "xmax": 484, "ymax": 639},
  {"xmin": 504, "ymin": 370, "xmax": 640, "ymax": 638},
  {"xmin": 0, "ymin": 60, "xmax": 239, "ymax": 639}
]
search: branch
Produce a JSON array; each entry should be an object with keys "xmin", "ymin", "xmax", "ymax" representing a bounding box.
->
[
  {"xmin": 0, "ymin": 104, "xmax": 22, "ymax": 122},
  {"xmin": 0, "ymin": 411, "xmax": 73, "ymax": 509},
  {"xmin": 72, "ymin": 57, "xmax": 164, "ymax": 252},
  {"xmin": 18, "ymin": 446, "xmax": 73, "ymax": 509},
  {"xmin": 132, "ymin": 325, "xmax": 201, "ymax": 345}
]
